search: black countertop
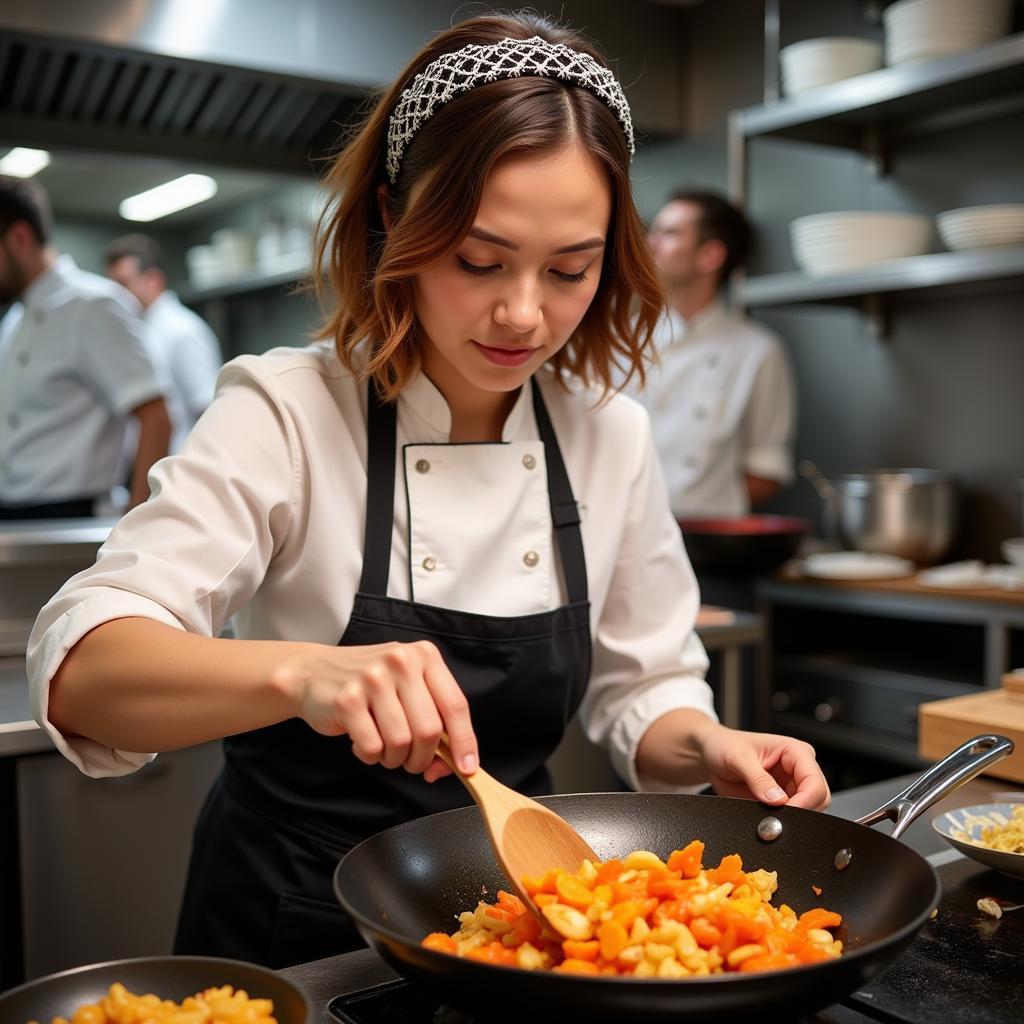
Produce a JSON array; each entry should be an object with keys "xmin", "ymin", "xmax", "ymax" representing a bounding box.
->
[{"xmin": 279, "ymin": 773, "xmax": 1023, "ymax": 1023}]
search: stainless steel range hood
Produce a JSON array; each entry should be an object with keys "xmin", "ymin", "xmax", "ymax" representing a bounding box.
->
[{"xmin": 0, "ymin": 0, "xmax": 452, "ymax": 173}]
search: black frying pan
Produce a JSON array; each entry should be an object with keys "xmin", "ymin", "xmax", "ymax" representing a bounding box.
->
[
  {"xmin": 0, "ymin": 956, "xmax": 311, "ymax": 1023},
  {"xmin": 334, "ymin": 735, "xmax": 1012, "ymax": 1022}
]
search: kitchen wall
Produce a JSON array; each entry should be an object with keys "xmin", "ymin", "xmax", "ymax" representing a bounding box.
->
[
  {"xmin": 638, "ymin": 0, "xmax": 1024, "ymax": 560},
  {"xmin": 38, "ymin": 0, "xmax": 1024, "ymax": 558}
]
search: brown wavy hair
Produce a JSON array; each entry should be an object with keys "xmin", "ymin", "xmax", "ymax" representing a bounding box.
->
[{"xmin": 312, "ymin": 11, "xmax": 665, "ymax": 400}]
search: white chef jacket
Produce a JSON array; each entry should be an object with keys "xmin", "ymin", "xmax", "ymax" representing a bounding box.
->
[
  {"xmin": 27, "ymin": 342, "xmax": 715, "ymax": 791},
  {"xmin": 632, "ymin": 301, "xmax": 796, "ymax": 517},
  {"xmin": 143, "ymin": 290, "xmax": 222, "ymax": 453},
  {"xmin": 0, "ymin": 256, "xmax": 162, "ymax": 505}
]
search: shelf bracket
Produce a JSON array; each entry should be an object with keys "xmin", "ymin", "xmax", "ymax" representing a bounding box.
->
[
  {"xmin": 862, "ymin": 293, "xmax": 888, "ymax": 338},
  {"xmin": 762, "ymin": 0, "xmax": 781, "ymax": 104},
  {"xmin": 862, "ymin": 1, "xmax": 885, "ymax": 26},
  {"xmin": 863, "ymin": 124, "xmax": 888, "ymax": 176}
]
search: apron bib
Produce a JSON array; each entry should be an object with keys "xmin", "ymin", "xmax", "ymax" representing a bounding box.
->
[{"xmin": 174, "ymin": 378, "xmax": 591, "ymax": 967}]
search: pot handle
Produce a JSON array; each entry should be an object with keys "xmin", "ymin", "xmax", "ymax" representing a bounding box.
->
[{"xmin": 855, "ymin": 734, "xmax": 1014, "ymax": 840}]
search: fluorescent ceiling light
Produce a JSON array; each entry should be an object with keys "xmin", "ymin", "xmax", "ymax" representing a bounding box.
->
[
  {"xmin": 119, "ymin": 173, "xmax": 218, "ymax": 222},
  {"xmin": 0, "ymin": 147, "xmax": 51, "ymax": 177}
]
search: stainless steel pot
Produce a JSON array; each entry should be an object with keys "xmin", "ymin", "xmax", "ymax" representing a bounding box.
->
[{"xmin": 800, "ymin": 463, "xmax": 957, "ymax": 564}]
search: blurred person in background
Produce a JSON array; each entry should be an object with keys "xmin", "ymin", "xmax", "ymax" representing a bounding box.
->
[
  {"xmin": 638, "ymin": 189, "xmax": 796, "ymax": 518},
  {"xmin": 0, "ymin": 175, "xmax": 169, "ymax": 520},
  {"xmin": 106, "ymin": 233, "xmax": 223, "ymax": 454}
]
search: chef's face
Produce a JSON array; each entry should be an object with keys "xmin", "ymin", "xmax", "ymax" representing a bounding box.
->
[
  {"xmin": 647, "ymin": 199, "xmax": 706, "ymax": 288},
  {"xmin": 0, "ymin": 229, "xmax": 30, "ymax": 304},
  {"xmin": 412, "ymin": 145, "xmax": 611, "ymax": 401},
  {"xmin": 106, "ymin": 255, "xmax": 161, "ymax": 309}
]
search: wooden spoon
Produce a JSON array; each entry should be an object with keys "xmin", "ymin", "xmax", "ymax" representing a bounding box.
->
[{"xmin": 436, "ymin": 735, "xmax": 598, "ymax": 920}]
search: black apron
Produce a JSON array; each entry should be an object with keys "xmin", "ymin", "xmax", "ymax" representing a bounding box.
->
[
  {"xmin": 0, "ymin": 497, "xmax": 96, "ymax": 520},
  {"xmin": 174, "ymin": 378, "xmax": 592, "ymax": 968}
]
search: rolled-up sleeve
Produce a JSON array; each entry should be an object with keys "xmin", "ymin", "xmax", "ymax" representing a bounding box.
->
[
  {"xmin": 26, "ymin": 359, "xmax": 296, "ymax": 777},
  {"xmin": 742, "ymin": 341, "xmax": 796, "ymax": 485},
  {"xmin": 578, "ymin": 404, "xmax": 716, "ymax": 793}
]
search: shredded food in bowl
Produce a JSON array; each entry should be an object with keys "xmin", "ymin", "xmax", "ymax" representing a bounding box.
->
[
  {"xmin": 421, "ymin": 840, "xmax": 843, "ymax": 977},
  {"xmin": 972, "ymin": 805, "xmax": 1024, "ymax": 854}
]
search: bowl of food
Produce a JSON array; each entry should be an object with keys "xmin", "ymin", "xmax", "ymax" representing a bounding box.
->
[
  {"xmin": 932, "ymin": 803, "xmax": 1024, "ymax": 880},
  {"xmin": 0, "ymin": 956, "xmax": 311, "ymax": 1024}
]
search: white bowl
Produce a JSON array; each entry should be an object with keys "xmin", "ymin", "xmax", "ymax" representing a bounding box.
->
[
  {"xmin": 790, "ymin": 212, "xmax": 932, "ymax": 275},
  {"xmin": 1003, "ymin": 538, "xmax": 1024, "ymax": 568},
  {"xmin": 937, "ymin": 205, "xmax": 1024, "ymax": 250},
  {"xmin": 884, "ymin": 0, "xmax": 1011, "ymax": 64},
  {"xmin": 780, "ymin": 37, "xmax": 883, "ymax": 95},
  {"xmin": 884, "ymin": 0, "xmax": 1011, "ymax": 28},
  {"xmin": 933, "ymin": 803, "xmax": 1024, "ymax": 880}
]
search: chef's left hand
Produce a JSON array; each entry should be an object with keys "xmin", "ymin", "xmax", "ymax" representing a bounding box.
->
[{"xmin": 699, "ymin": 724, "xmax": 831, "ymax": 811}]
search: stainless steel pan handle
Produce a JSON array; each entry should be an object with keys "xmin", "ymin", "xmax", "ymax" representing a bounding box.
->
[{"xmin": 855, "ymin": 734, "xmax": 1014, "ymax": 839}]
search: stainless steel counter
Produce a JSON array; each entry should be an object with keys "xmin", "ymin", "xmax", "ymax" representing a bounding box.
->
[
  {"xmin": 0, "ymin": 659, "xmax": 50, "ymax": 757},
  {"xmin": 0, "ymin": 518, "xmax": 115, "ymax": 566},
  {"xmin": 0, "ymin": 518, "xmax": 114, "ymax": 657}
]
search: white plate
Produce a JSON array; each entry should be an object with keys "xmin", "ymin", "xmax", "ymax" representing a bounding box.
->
[{"xmin": 801, "ymin": 552, "xmax": 916, "ymax": 580}]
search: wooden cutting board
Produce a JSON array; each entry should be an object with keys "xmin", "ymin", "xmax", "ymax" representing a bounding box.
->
[{"xmin": 918, "ymin": 671, "xmax": 1024, "ymax": 782}]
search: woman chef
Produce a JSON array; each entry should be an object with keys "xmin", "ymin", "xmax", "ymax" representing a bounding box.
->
[{"xmin": 27, "ymin": 12, "xmax": 829, "ymax": 969}]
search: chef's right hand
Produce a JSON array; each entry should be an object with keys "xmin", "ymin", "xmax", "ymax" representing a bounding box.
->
[{"xmin": 271, "ymin": 639, "xmax": 477, "ymax": 782}]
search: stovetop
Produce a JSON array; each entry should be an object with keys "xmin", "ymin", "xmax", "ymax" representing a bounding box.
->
[{"xmin": 325, "ymin": 850, "xmax": 1023, "ymax": 1024}]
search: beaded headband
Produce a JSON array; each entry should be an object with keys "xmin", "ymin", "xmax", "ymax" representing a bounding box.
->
[{"xmin": 385, "ymin": 35, "xmax": 635, "ymax": 184}]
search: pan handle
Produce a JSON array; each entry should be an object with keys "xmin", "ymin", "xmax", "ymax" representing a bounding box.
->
[{"xmin": 855, "ymin": 734, "xmax": 1014, "ymax": 840}]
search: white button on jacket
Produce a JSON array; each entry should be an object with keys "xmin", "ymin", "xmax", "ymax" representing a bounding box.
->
[{"xmin": 27, "ymin": 343, "xmax": 715, "ymax": 789}]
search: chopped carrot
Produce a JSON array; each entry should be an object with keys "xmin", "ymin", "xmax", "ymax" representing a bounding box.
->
[
  {"xmin": 812, "ymin": 885, "xmax": 823, "ymax": 896},
  {"xmin": 689, "ymin": 917, "xmax": 723, "ymax": 948},
  {"xmin": 798, "ymin": 908, "xmax": 842, "ymax": 932},
  {"xmin": 562, "ymin": 940, "xmax": 600, "ymax": 961},
  {"xmin": 708, "ymin": 853, "xmax": 745, "ymax": 886},
  {"xmin": 554, "ymin": 958, "xmax": 601, "ymax": 975},
  {"xmin": 556, "ymin": 872, "xmax": 594, "ymax": 909},
  {"xmin": 597, "ymin": 920, "xmax": 630, "ymax": 960},
  {"xmin": 667, "ymin": 839, "xmax": 704, "ymax": 878},
  {"xmin": 421, "ymin": 932, "xmax": 457, "ymax": 955}
]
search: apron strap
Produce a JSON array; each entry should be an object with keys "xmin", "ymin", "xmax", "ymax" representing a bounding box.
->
[
  {"xmin": 359, "ymin": 377, "xmax": 588, "ymax": 604},
  {"xmin": 358, "ymin": 382, "xmax": 397, "ymax": 596},
  {"xmin": 530, "ymin": 377, "xmax": 588, "ymax": 605}
]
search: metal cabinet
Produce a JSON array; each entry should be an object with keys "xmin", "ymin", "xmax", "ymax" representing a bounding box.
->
[
  {"xmin": 757, "ymin": 576, "xmax": 1024, "ymax": 789},
  {"xmin": 16, "ymin": 742, "xmax": 222, "ymax": 980}
]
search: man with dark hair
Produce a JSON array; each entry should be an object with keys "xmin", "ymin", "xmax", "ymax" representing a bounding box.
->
[
  {"xmin": 0, "ymin": 175, "xmax": 170, "ymax": 519},
  {"xmin": 639, "ymin": 189, "xmax": 796, "ymax": 516},
  {"xmin": 105, "ymin": 233, "xmax": 222, "ymax": 453}
]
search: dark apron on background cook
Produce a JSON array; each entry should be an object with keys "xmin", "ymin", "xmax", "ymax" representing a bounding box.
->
[{"xmin": 174, "ymin": 378, "xmax": 592, "ymax": 967}]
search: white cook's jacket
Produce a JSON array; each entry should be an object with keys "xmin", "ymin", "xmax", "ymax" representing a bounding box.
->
[
  {"xmin": 143, "ymin": 290, "xmax": 222, "ymax": 453},
  {"xmin": 633, "ymin": 301, "xmax": 796, "ymax": 517},
  {"xmin": 0, "ymin": 256, "xmax": 161, "ymax": 504},
  {"xmin": 27, "ymin": 343, "xmax": 715, "ymax": 788}
]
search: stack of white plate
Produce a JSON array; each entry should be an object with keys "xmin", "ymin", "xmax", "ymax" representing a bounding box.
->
[
  {"xmin": 936, "ymin": 205, "xmax": 1024, "ymax": 250},
  {"xmin": 790, "ymin": 212, "xmax": 933, "ymax": 276},
  {"xmin": 779, "ymin": 37, "xmax": 884, "ymax": 96},
  {"xmin": 884, "ymin": 0, "xmax": 1012, "ymax": 66}
]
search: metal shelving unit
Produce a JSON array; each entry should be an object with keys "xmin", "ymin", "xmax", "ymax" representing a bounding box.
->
[
  {"xmin": 177, "ymin": 258, "xmax": 311, "ymax": 304},
  {"xmin": 728, "ymin": 4, "xmax": 1024, "ymax": 327},
  {"xmin": 737, "ymin": 32, "xmax": 1024, "ymax": 155},
  {"xmin": 741, "ymin": 244, "xmax": 1024, "ymax": 312}
]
